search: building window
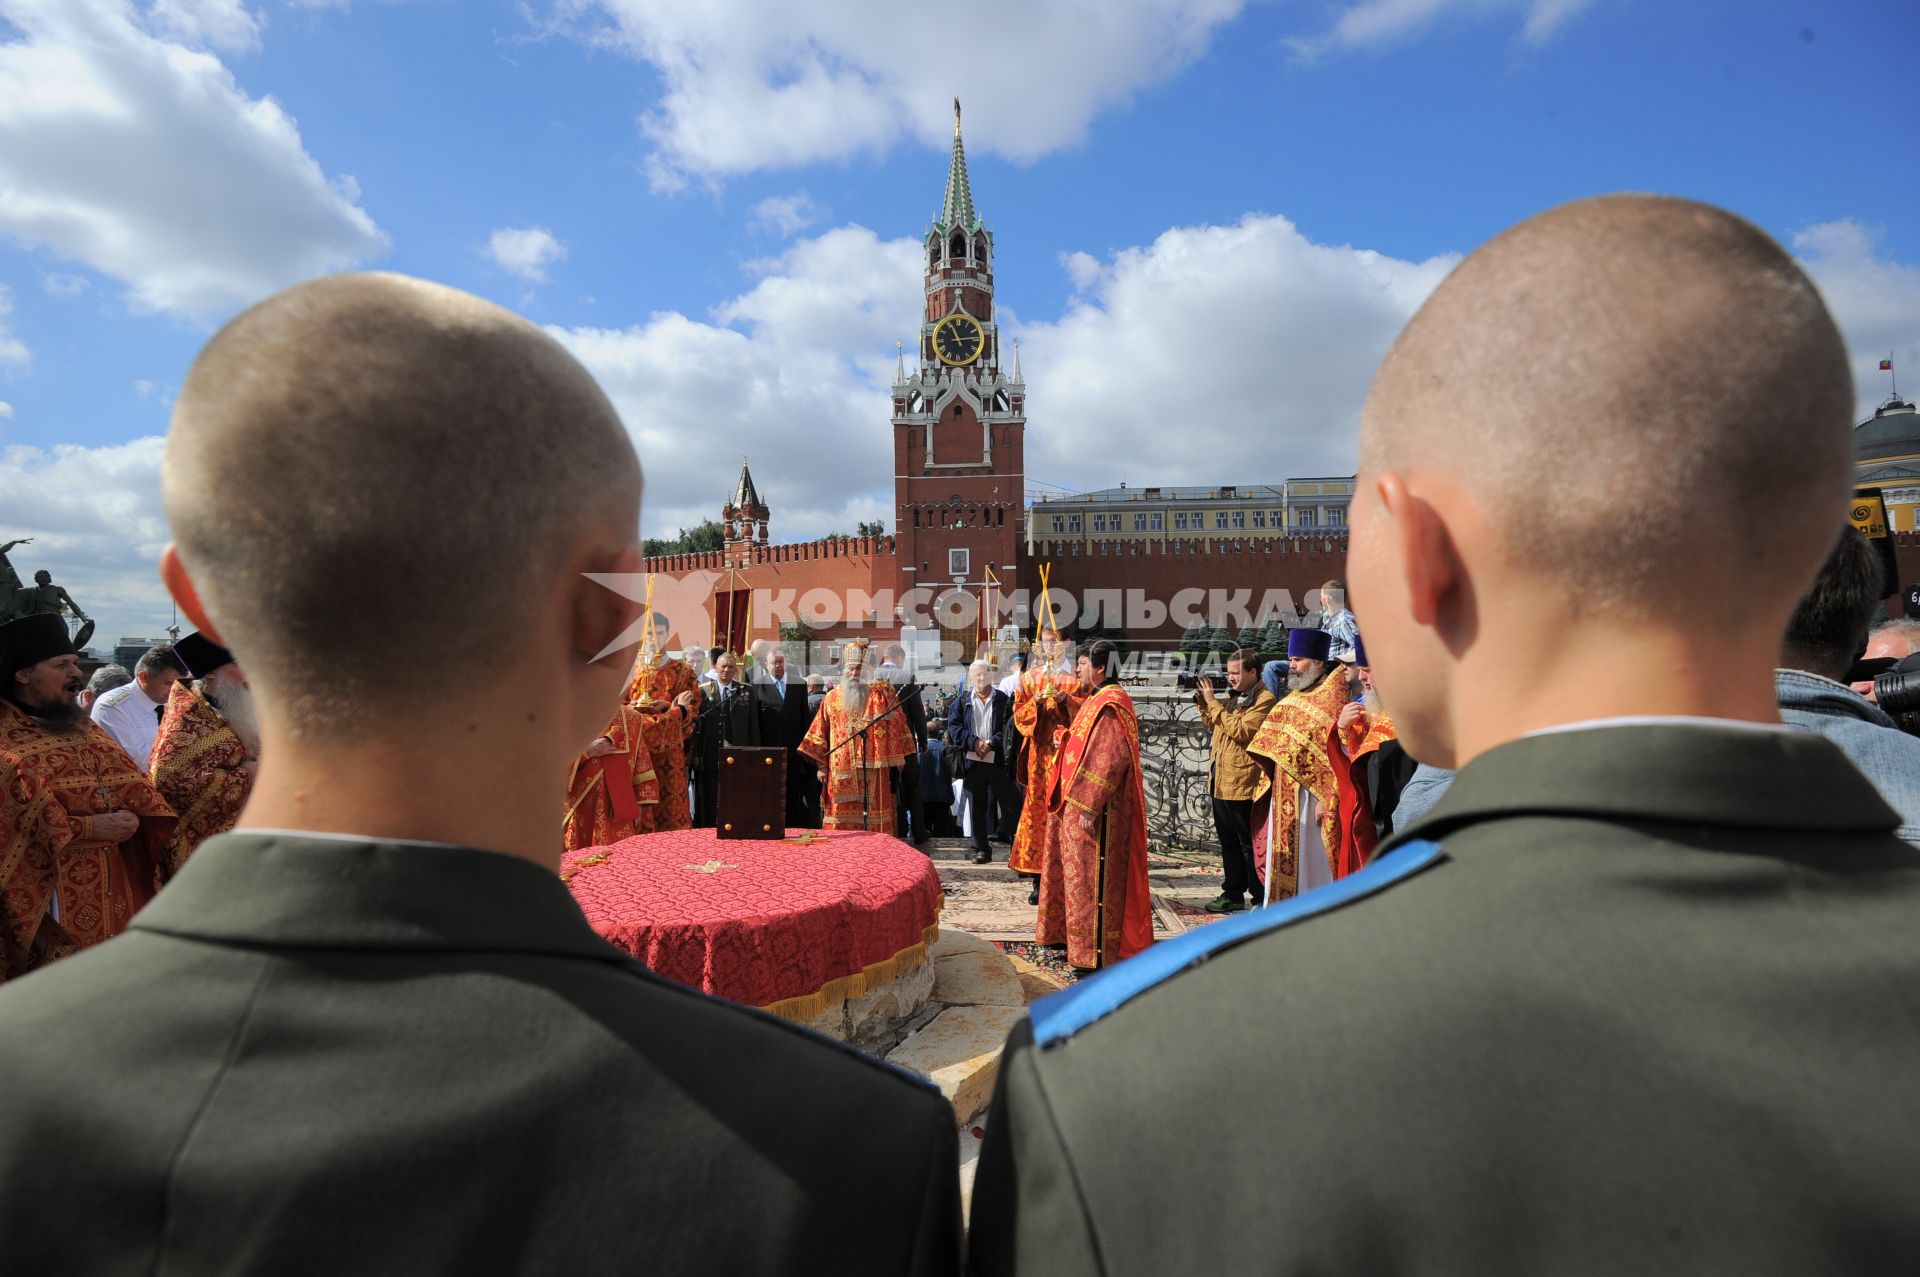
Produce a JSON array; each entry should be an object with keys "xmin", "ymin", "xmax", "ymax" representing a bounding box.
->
[
  {"xmin": 1298, "ymin": 509, "xmax": 1316, "ymax": 528},
  {"xmin": 1174, "ymin": 512, "xmax": 1188, "ymax": 530},
  {"xmin": 1093, "ymin": 514, "xmax": 1107, "ymax": 532},
  {"xmin": 949, "ymin": 548, "xmax": 971, "ymax": 576},
  {"xmin": 1252, "ymin": 511, "xmax": 1266, "ymax": 528},
  {"xmin": 1232, "ymin": 511, "xmax": 1245, "ymax": 530},
  {"xmin": 1150, "ymin": 513, "xmax": 1163, "ymax": 531},
  {"xmin": 1070, "ymin": 516, "xmax": 1083, "ymax": 532},
  {"xmin": 1214, "ymin": 512, "xmax": 1228, "ymax": 530},
  {"xmin": 1326, "ymin": 508, "xmax": 1343, "ymax": 527},
  {"xmin": 1272, "ymin": 510, "xmax": 1284, "ymax": 527},
  {"xmin": 1133, "ymin": 513, "xmax": 1146, "ymax": 531},
  {"xmin": 1052, "ymin": 517, "xmax": 1064, "ymax": 532}
]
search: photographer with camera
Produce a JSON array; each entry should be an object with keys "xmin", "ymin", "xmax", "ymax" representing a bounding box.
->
[
  {"xmin": 1197, "ymin": 646, "xmax": 1277, "ymax": 912},
  {"xmin": 1776, "ymin": 527, "xmax": 1920, "ymax": 848}
]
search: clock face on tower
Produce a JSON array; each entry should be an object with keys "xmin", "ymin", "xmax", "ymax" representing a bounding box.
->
[{"xmin": 932, "ymin": 312, "xmax": 985, "ymax": 367}]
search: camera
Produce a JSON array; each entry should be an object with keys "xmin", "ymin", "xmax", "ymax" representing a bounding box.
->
[{"xmin": 1873, "ymin": 653, "xmax": 1920, "ymax": 732}]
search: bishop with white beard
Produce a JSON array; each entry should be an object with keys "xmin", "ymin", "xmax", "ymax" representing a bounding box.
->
[{"xmin": 150, "ymin": 632, "xmax": 259, "ymax": 876}]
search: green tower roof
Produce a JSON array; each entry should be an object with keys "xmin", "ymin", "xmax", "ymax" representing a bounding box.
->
[{"xmin": 934, "ymin": 98, "xmax": 982, "ymax": 236}]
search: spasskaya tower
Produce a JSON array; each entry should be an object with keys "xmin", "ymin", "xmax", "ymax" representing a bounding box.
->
[{"xmin": 891, "ymin": 99, "xmax": 1027, "ymax": 644}]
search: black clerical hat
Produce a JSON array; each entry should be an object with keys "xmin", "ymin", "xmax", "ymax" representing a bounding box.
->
[
  {"xmin": 172, "ymin": 632, "xmax": 234, "ymax": 680},
  {"xmin": 0, "ymin": 613, "xmax": 78, "ymax": 683}
]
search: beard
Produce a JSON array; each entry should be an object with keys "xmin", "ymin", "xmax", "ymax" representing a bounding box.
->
[
  {"xmin": 17, "ymin": 692, "xmax": 89, "ymax": 735},
  {"xmin": 1287, "ymin": 663, "xmax": 1326, "ymax": 692},
  {"xmin": 1362, "ymin": 688, "xmax": 1383, "ymax": 714},
  {"xmin": 204, "ymin": 668, "xmax": 262, "ymax": 759}
]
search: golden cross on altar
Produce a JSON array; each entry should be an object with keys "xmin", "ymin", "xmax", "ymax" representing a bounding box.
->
[
  {"xmin": 683, "ymin": 859, "xmax": 739, "ymax": 874},
  {"xmin": 783, "ymin": 830, "xmax": 828, "ymax": 846}
]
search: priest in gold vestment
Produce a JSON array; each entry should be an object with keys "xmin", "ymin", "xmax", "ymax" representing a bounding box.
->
[
  {"xmin": 1246, "ymin": 627, "xmax": 1355, "ymax": 904},
  {"xmin": 0, "ymin": 614, "xmax": 174, "ymax": 976},
  {"xmin": 799, "ymin": 640, "xmax": 912, "ymax": 831},
  {"xmin": 149, "ymin": 633, "xmax": 257, "ymax": 876}
]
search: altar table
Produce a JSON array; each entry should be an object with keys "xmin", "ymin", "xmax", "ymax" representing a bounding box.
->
[{"xmin": 561, "ymin": 827, "xmax": 942, "ymax": 1020}]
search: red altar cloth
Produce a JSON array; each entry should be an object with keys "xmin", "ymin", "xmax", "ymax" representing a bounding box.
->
[{"xmin": 561, "ymin": 827, "xmax": 942, "ymax": 1016}]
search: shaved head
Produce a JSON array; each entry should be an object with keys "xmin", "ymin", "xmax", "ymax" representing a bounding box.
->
[
  {"xmin": 164, "ymin": 272, "xmax": 641, "ymax": 736},
  {"xmin": 1361, "ymin": 194, "xmax": 1852, "ymax": 614}
]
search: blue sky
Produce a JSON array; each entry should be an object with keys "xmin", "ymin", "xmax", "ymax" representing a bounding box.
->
[{"xmin": 0, "ymin": 0, "xmax": 1915, "ymax": 645}]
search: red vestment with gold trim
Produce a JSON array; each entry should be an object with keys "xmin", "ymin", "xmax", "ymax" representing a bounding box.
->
[
  {"xmin": 0, "ymin": 754, "xmax": 77, "ymax": 981},
  {"xmin": 632, "ymin": 659, "xmax": 699, "ymax": 834},
  {"xmin": 1039, "ymin": 681, "xmax": 1153, "ymax": 970},
  {"xmin": 564, "ymin": 703, "xmax": 662, "ymax": 853},
  {"xmin": 1332, "ymin": 707, "xmax": 1397, "ymax": 866},
  {"xmin": 1008, "ymin": 670, "xmax": 1084, "ymax": 876},
  {"xmin": 1246, "ymin": 665, "xmax": 1356, "ymax": 902},
  {"xmin": 0, "ymin": 699, "xmax": 174, "ymax": 954},
  {"xmin": 798, "ymin": 681, "xmax": 911, "ymax": 832},
  {"xmin": 149, "ymin": 682, "xmax": 253, "ymax": 876}
]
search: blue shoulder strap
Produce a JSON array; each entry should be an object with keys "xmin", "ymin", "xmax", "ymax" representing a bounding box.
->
[{"xmin": 1030, "ymin": 838, "xmax": 1447, "ymax": 1048}]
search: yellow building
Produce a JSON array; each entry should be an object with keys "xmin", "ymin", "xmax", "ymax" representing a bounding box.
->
[
  {"xmin": 1857, "ymin": 397, "xmax": 1920, "ymax": 532},
  {"xmin": 1027, "ymin": 478, "xmax": 1355, "ymax": 546}
]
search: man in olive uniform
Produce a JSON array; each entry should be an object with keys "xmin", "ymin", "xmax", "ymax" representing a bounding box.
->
[
  {"xmin": 969, "ymin": 196, "xmax": 1920, "ymax": 1273},
  {"xmin": 0, "ymin": 274, "xmax": 959, "ymax": 1275}
]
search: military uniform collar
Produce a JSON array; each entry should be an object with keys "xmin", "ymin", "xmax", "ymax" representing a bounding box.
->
[
  {"xmin": 131, "ymin": 831, "xmax": 624, "ymax": 959},
  {"xmin": 1408, "ymin": 721, "xmax": 1899, "ymax": 838}
]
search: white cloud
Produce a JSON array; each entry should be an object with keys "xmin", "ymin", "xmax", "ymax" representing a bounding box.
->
[
  {"xmin": 548, "ymin": 0, "xmax": 1246, "ymax": 189},
  {"xmin": 0, "ymin": 435, "xmax": 177, "ymax": 649},
  {"xmin": 751, "ymin": 192, "xmax": 819, "ymax": 237},
  {"xmin": 485, "ymin": 226, "xmax": 568, "ymax": 282},
  {"xmin": 1794, "ymin": 219, "xmax": 1920, "ymax": 420},
  {"xmin": 0, "ymin": 0, "xmax": 388, "ymax": 323},
  {"xmin": 146, "ymin": 0, "xmax": 264, "ymax": 54},
  {"xmin": 1021, "ymin": 214, "xmax": 1457, "ymax": 485},
  {"xmin": 0, "ymin": 401, "xmax": 14, "ymax": 419},
  {"xmin": 1289, "ymin": 0, "xmax": 1600, "ymax": 58},
  {"xmin": 0, "ymin": 285, "xmax": 27, "ymax": 367},
  {"xmin": 42, "ymin": 273, "xmax": 90, "ymax": 298},
  {"xmin": 550, "ymin": 225, "xmax": 924, "ymax": 541}
]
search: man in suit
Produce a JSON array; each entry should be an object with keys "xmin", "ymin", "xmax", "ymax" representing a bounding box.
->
[
  {"xmin": 948, "ymin": 659, "xmax": 1014, "ymax": 866},
  {"xmin": 0, "ymin": 274, "xmax": 960, "ymax": 1275},
  {"xmin": 879, "ymin": 642, "xmax": 930, "ymax": 844},
  {"xmin": 690, "ymin": 649, "xmax": 775, "ymax": 828},
  {"xmin": 969, "ymin": 197, "xmax": 1920, "ymax": 1274},
  {"xmin": 757, "ymin": 644, "xmax": 820, "ymax": 828}
]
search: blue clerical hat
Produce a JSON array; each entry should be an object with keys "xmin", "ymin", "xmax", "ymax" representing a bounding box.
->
[
  {"xmin": 1287, "ymin": 628, "xmax": 1332, "ymax": 661},
  {"xmin": 1352, "ymin": 633, "xmax": 1368, "ymax": 668}
]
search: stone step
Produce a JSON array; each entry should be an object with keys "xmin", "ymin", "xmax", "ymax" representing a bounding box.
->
[{"xmin": 885, "ymin": 928, "xmax": 1031, "ymax": 1125}]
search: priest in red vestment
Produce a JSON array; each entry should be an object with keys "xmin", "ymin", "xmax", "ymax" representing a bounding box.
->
[
  {"xmin": 0, "ymin": 614, "xmax": 174, "ymax": 968},
  {"xmin": 1040, "ymin": 640, "xmax": 1153, "ymax": 972},
  {"xmin": 0, "ymin": 754, "xmax": 77, "ymax": 981},
  {"xmin": 799, "ymin": 639, "xmax": 912, "ymax": 832},
  {"xmin": 149, "ymin": 633, "xmax": 257, "ymax": 876},
  {"xmin": 1011, "ymin": 636, "xmax": 1085, "ymax": 908},
  {"xmin": 563, "ymin": 702, "xmax": 663, "ymax": 853},
  {"xmin": 1331, "ymin": 635, "xmax": 1398, "ymax": 864},
  {"xmin": 1247, "ymin": 627, "xmax": 1356, "ymax": 904},
  {"xmin": 622, "ymin": 614, "xmax": 701, "ymax": 834}
]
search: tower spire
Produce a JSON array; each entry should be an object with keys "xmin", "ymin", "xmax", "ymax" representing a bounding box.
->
[{"xmin": 939, "ymin": 97, "xmax": 977, "ymax": 233}]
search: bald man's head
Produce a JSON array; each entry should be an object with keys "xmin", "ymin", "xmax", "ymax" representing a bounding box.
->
[
  {"xmin": 1360, "ymin": 195, "xmax": 1853, "ymax": 616},
  {"xmin": 164, "ymin": 273, "xmax": 641, "ymax": 735}
]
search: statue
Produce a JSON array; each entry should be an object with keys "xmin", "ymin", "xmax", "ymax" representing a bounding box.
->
[
  {"xmin": 0, "ymin": 537, "xmax": 26, "ymax": 597},
  {"xmin": 8, "ymin": 566, "xmax": 92, "ymax": 648}
]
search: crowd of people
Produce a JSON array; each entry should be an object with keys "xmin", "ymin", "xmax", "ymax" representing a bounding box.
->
[{"xmin": 1, "ymin": 194, "xmax": 1919, "ymax": 1272}]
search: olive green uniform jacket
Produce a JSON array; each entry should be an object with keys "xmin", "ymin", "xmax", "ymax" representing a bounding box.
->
[
  {"xmin": 0, "ymin": 833, "xmax": 960, "ymax": 1276},
  {"xmin": 969, "ymin": 723, "xmax": 1920, "ymax": 1274}
]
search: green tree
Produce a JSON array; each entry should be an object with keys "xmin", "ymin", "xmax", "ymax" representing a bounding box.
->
[
  {"xmin": 643, "ymin": 519, "xmax": 726, "ymax": 557},
  {"xmin": 1178, "ymin": 620, "xmax": 1206, "ymax": 658},
  {"xmin": 855, "ymin": 520, "xmax": 886, "ymax": 537}
]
